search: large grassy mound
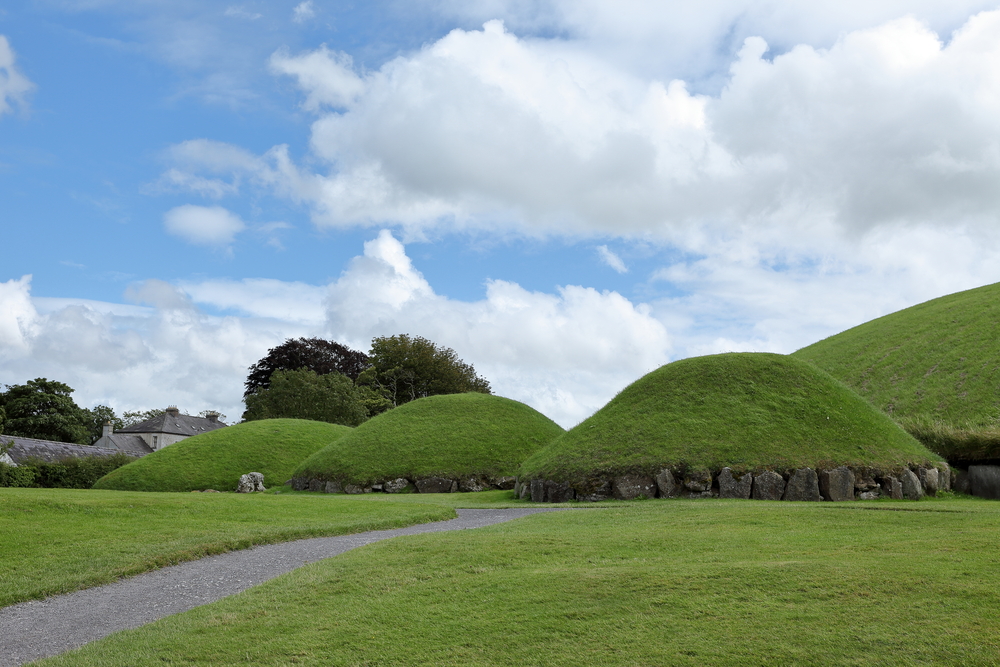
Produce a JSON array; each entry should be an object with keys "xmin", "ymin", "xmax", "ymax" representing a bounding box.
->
[
  {"xmin": 93, "ymin": 419, "xmax": 352, "ymax": 492},
  {"xmin": 520, "ymin": 353, "xmax": 940, "ymax": 483},
  {"xmin": 292, "ymin": 393, "xmax": 564, "ymax": 488}
]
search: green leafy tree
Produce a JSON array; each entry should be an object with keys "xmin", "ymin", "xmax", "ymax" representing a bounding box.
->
[
  {"xmin": 243, "ymin": 369, "xmax": 368, "ymax": 427},
  {"xmin": 244, "ymin": 338, "xmax": 370, "ymax": 399},
  {"xmin": 120, "ymin": 409, "xmax": 166, "ymax": 428},
  {"xmin": 0, "ymin": 379, "xmax": 92, "ymax": 445},
  {"xmin": 358, "ymin": 334, "xmax": 491, "ymax": 408},
  {"xmin": 85, "ymin": 405, "xmax": 123, "ymax": 443}
]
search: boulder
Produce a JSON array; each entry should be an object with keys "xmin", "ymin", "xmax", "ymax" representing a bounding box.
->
[
  {"xmin": 576, "ymin": 479, "xmax": 612, "ymax": 502},
  {"xmin": 613, "ymin": 474, "xmax": 656, "ymax": 500},
  {"xmin": 655, "ymin": 469, "xmax": 679, "ymax": 498},
  {"xmin": 752, "ymin": 471, "xmax": 785, "ymax": 500},
  {"xmin": 858, "ymin": 490, "xmax": 880, "ymax": 500},
  {"xmin": 459, "ymin": 477, "xmax": 488, "ymax": 493},
  {"xmin": 291, "ymin": 477, "xmax": 308, "ymax": 491},
  {"xmin": 939, "ymin": 464, "xmax": 952, "ymax": 492},
  {"xmin": 881, "ymin": 475, "xmax": 903, "ymax": 500},
  {"xmin": 717, "ymin": 467, "xmax": 752, "ymax": 499},
  {"xmin": 545, "ymin": 480, "xmax": 575, "ymax": 503},
  {"xmin": 492, "ymin": 476, "xmax": 517, "ymax": 490},
  {"xmin": 384, "ymin": 478, "xmax": 413, "ymax": 494},
  {"xmin": 900, "ymin": 468, "xmax": 924, "ymax": 500},
  {"xmin": 415, "ymin": 477, "xmax": 457, "ymax": 494},
  {"xmin": 236, "ymin": 472, "xmax": 266, "ymax": 493},
  {"xmin": 324, "ymin": 480, "xmax": 343, "ymax": 494},
  {"xmin": 783, "ymin": 468, "xmax": 820, "ymax": 501},
  {"xmin": 684, "ymin": 470, "xmax": 712, "ymax": 493},
  {"xmin": 344, "ymin": 483, "xmax": 372, "ymax": 494},
  {"xmin": 819, "ymin": 467, "xmax": 855, "ymax": 501},
  {"xmin": 307, "ymin": 478, "xmax": 324, "ymax": 493},
  {"xmin": 918, "ymin": 467, "xmax": 939, "ymax": 496},
  {"xmin": 968, "ymin": 465, "xmax": 1000, "ymax": 499},
  {"xmin": 530, "ymin": 479, "xmax": 546, "ymax": 502}
]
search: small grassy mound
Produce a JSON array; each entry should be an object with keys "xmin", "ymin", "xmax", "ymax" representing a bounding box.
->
[
  {"xmin": 93, "ymin": 419, "xmax": 351, "ymax": 492},
  {"xmin": 793, "ymin": 281, "xmax": 1000, "ymax": 460},
  {"xmin": 520, "ymin": 353, "xmax": 940, "ymax": 483},
  {"xmin": 293, "ymin": 393, "xmax": 564, "ymax": 487}
]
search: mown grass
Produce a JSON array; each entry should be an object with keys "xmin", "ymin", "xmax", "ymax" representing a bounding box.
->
[
  {"xmin": 793, "ymin": 281, "xmax": 1000, "ymax": 431},
  {"xmin": 93, "ymin": 419, "xmax": 351, "ymax": 492},
  {"xmin": 521, "ymin": 353, "xmax": 940, "ymax": 483},
  {"xmin": 0, "ymin": 488, "xmax": 453, "ymax": 608},
  {"xmin": 38, "ymin": 497, "xmax": 1000, "ymax": 666},
  {"xmin": 293, "ymin": 393, "xmax": 564, "ymax": 485}
]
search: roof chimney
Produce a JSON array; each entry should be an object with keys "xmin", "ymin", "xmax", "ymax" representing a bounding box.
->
[
  {"xmin": 102, "ymin": 421, "xmax": 113, "ymax": 438},
  {"xmin": 165, "ymin": 406, "xmax": 180, "ymax": 417},
  {"xmin": 205, "ymin": 412, "xmax": 219, "ymax": 423}
]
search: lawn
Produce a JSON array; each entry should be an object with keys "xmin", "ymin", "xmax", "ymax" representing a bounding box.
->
[
  {"xmin": 35, "ymin": 494, "xmax": 1000, "ymax": 666},
  {"xmin": 0, "ymin": 488, "xmax": 454, "ymax": 608}
]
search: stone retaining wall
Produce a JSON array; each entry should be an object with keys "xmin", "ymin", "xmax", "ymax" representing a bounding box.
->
[
  {"xmin": 289, "ymin": 474, "xmax": 517, "ymax": 494},
  {"xmin": 516, "ymin": 464, "xmax": 952, "ymax": 502}
]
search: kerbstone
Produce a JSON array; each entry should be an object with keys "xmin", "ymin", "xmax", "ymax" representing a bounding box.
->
[
  {"xmin": 324, "ymin": 480, "xmax": 342, "ymax": 494},
  {"xmin": 752, "ymin": 471, "xmax": 785, "ymax": 500},
  {"xmin": 545, "ymin": 480, "xmax": 575, "ymax": 503},
  {"xmin": 819, "ymin": 467, "xmax": 855, "ymax": 501},
  {"xmin": 717, "ymin": 467, "xmax": 752, "ymax": 499},
  {"xmin": 918, "ymin": 467, "xmax": 939, "ymax": 496},
  {"xmin": 459, "ymin": 478, "xmax": 487, "ymax": 493},
  {"xmin": 344, "ymin": 483, "xmax": 372, "ymax": 495},
  {"xmin": 881, "ymin": 475, "xmax": 903, "ymax": 500},
  {"xmin": 236, "ymin": 472, "xmax": 266, "ymax": 493},
  {"xmin": 783, "ymin": 468, "xmax": 820, "ymax": 501},
  {"xmin": 655, "ymin": 469, "xmax": 678, "ymax": 498},
  {"xmin": 492, "ymin": 476, "xmax": 517, "ymax": 490},
  {"xmin": 415, "ymin": 477, "xmax": 457, "ymax": 494},
  {"xmin": 383, "ymin": 478, "xmax": 411, "ymax": 494},
  {"xmin": 576, "ymin": 479, "xmax": 612, "ymax": 502},
  {"xmin": 900, "ymin": 468, "xmax": 924, "ymax": 500},
  {"xmin": 529, "ymin": 479, "xmax": 546, "ymax": 502},
  {"xmin": 613, "ymin": 474, "xmax": 656, "ymax": 500}
]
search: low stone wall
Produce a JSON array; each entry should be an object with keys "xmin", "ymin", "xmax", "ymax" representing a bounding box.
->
[
  {"xmin": 517, "ymin": 463, "xmax": 952, "ymax": 503},
  {"xmin": 289, "ymin": 474, "xmax": 517, "ymax": 494}
]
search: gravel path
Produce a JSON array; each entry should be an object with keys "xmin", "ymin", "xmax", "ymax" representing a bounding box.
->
[{"xmin": 0, "ymin": 507, "xmax": 566, "ymax": 666}]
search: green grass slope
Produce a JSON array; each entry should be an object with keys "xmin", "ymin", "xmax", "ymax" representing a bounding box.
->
[
  {"xmin": 93, "ymin": 419, "xmax": 351, "ymax": 492},
  {"xmin": 793, "ymin": 281, "xmax": 1000, "ymax": 429},
  {"xmin": 520, "ymin": 353, "xmax": 940, "ymax": 482},
  {"xmin": 293, "ymin": 393, "xmax": 564, "ymax": 486}
]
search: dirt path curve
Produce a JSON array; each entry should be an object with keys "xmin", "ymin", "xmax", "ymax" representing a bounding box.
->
[{"xmin": 1, "ymin": 507, "xmax": 567, "ymax": 666}]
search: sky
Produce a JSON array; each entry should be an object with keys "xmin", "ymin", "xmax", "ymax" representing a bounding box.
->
[{"xmin": 3, "ymin": 1, "xmax": 1000, "ymax": 428}]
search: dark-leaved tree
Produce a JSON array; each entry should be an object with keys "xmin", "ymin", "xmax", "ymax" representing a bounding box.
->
[
  {"xmin": 243, "ymin": 368, "xmax": 368, "ymax": 426},
  {"xmin": 244, "ymin": 338, "xmax": 370, "ymax": 399},
  {"xmin": 0, "ymin": 378, "xmax": 92, "ymax": 445}
]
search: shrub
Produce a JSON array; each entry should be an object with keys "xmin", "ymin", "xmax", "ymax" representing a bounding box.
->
[
  {"xmin": 0, "ymin": 461, "xmax": 38, "ymax": 487},
  {"xmin": 0, "ymin": 453, "xmax": 134, "ymax": 489}
]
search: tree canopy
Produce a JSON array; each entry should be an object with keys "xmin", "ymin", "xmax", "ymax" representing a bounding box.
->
[
  {"xmin": 243, "ymin": 368, "xmax": 369, "ymax": 427},
  {"xmin": 358, "ymin": 334, "xmax": 491, "ymax": 408},
  {"xmin": 244, "ymin": 338, "xmax": 370, "ymax": 399},
  {"xmin": 0, "ymin": 378, "xmax": 92, "ymax": 445}
]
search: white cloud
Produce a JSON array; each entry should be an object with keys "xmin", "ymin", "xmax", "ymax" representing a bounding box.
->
[
  {"xmin": 597, "ymin": 245, "xmax": 627, "ymax": 273},
  {"xmin": 269, "ymin": 46, "xmax": 365, "ymax": 111},
  {"xmin": 292, "ymin": 1, "xmax": 315, "ymax": 24},
  {"xmin": 0, "ymin": 276, "xmax": 38, "ymax": 353},
  {"xmin": 224, "ymin": 6, "xmax": 262, "ymax": 20},
  {"xmin": 0, "ymin": 36, "xmax": 34, "ymax": 116},
  {"xmin": 163, "ymin": 204, "xmax": 247, "ymax": 246}
]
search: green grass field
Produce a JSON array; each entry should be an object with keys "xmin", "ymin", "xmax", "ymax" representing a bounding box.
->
[
  {"xmin": 36, "ymin": 495, "xmax": 1000, "ymax": 666},
  {"xmin": 294, "ymin": 393, "xmax": 564, "ymax": 486},
  {"xmin": 521, "ymin": 353, "xmax": 941, "ymax": 484},
  {"xmin": 0, "ymin": 488, "xmax": 453, "ymax": 608},
  {"xmin": 93, "ymin": 419, "xmax": 352, "ymax": 492}
]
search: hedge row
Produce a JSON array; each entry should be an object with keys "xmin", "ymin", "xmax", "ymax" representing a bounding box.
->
[{"xmin": 0, "ymin": 453, "xmax": 134, "ymax": 489}]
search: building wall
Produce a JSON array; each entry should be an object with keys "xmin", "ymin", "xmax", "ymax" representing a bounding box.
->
[{"xmin": 138, "ymin": 433, "xmax": 188, "ymax": 451}]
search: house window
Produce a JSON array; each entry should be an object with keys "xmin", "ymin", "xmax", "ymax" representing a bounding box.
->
[{"xmin": 152, "ymin": 436, "xmax": 158, "ymax": 449}]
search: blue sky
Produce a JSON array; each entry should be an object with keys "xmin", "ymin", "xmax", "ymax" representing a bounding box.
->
[{"xmin": 3, "ymin": 0, "xmax": 1000, "ymax": 426}]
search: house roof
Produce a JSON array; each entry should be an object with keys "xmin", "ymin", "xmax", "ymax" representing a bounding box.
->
[
  {"xmin": 118, "ymin": 411, "xmax": 227, "ymax": 437},
  {"xmin": 0, "ymin": 435, "xmax": 134, "ymax": 465},
  {"xmin": 93, "ymin": 433, "xmax": 154, "ymax": 456}
]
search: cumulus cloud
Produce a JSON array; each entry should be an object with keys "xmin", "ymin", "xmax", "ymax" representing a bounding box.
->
[
  {"xmin": 163, "ymin": 204, "xmax": 247, "ymax": 246},
  {"xmin": 270, "ymin": 45, "xmax": 365, "ymax": 111},
  {"xmin": 292, "ymin": 1, "xmax": 316, "ymax": 24},
  {"xmin": 0, "ymin": 36, "xmax": 34, "ymax": 116}
]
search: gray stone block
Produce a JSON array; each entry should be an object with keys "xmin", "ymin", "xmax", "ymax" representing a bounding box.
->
[
  {"xmin": 324, "ymin": 480, "xmax": 343, "ymax": 494},
  {"xmin": 881, "ymin": 475, "xmax": 903, "ymax": 499},
  {"xmin": 237, "ymin": 472, "xmax": 267, "ymax": 493},
  {"xmin": 383, "ymin": 478, "xmax": 412, "ymax": 494},
  {"xmin": 459, "ymin": 477, "xmax": 488, "ymax": 492},
  {"xmin": 613, "ymin": 474, "xmax": 656, "ymax": 500},
  {"xmin": 969, "ymin": 465, "xmax": 1000, "ymax": 499},
  {"xmin": 415, "ymin": 477, "xmax": 457, "ymax": 494},
  {"xmin": 655, "ymin": 469, "xmax": 679, "ymax": 498},
  {"xmin": 939, "ymin": 464, "xmax": 952, "ymax": 492},
  {"xmin": 783, "ymin": 468, "xmax": 820, "ymax": 501},
  {"xmin": 918, "ymin": 467, "xmax": 939, "ymax": 496},
  {"xmin": 344, "ymin": 483, "xmax": 372, "ymax": 494},
  {"xmin": 900, "ymin": 468, "xmax": 924, "ymax": 500},
  {"xmin": 307, "ymin": 478, "xmax": 324, "ymax": 493},
  {"xmin": 819, "ymin": 467, "xmax": 855, "ymax": 501},
  {"xmin": 530, "ymin": 479, "xmax": 546, "ymax": 502},
  {"xmin": 545, "ymin": 480, "xmax": 575, "ymax": 503},
  {"xmin": 684, "ymin": 470, "xmax": 712, "ymax": 493},
  {"xmin": 576, "ymin": 479, "xmax": 612, "ymax": 502},
  {"xmin": 853, "ymin": 467, "xmax": 879, "ymax": 493},
  {"xmin": 492, "ymin": 476, "xmax": 517, "ymax": 490},
  {"xmin": 291, "ymin": 477, "xmax": 308, "ymax": 491},
  {"xmin": 752, "ymin": 471, "xmax": 785, "ymax": 500},
  {"xmin": 717, "ymin": 467, "xmax": 752, "ymax": 499}
]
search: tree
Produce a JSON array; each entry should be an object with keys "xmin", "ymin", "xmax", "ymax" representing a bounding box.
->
[
  {"xmin": 244, "ymin": 338, "xmax": 370, "ymax": 399},
  {"xmin": 120, "ymin": 409, "xmax": 166, "ymax": 428},
  {"xmin": 85, "ymin": 405, "xmax": 123, "ymax": 443},
  {"xmin": 243, "ymin": 368, "xmax": 368, "ymax": 426},
  {"xmin": 358, "ymin": 334, "xmax": 491, "ymax": 408},
  {"xmin": 0, "ymin": 379, "xmax": 92, "ymax": 445}
]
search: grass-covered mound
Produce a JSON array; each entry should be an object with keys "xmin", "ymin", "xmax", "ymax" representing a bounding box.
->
[
  {"xmin": 793, "ymin": 281, "xmax": 1000, "ymax": 460},
  {"xmin": 520, "ymin": 353, "xmax": 940, "ymax": 486},
  {"xmin": 93, "ymin": 419, "xmax": 351, "ymax": 492},
  {"xmin": 292, "ymin": 393, "xmax": 564, "ymax": 490}
]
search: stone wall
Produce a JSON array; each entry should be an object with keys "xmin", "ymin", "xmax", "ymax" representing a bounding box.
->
[{"xmin": 289, "ymin": 474, "xmax": 516, "ymax": 494}]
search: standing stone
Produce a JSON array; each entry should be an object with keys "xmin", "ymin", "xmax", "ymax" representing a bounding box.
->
[
  {"xmin": 881, "ymin": 475, "xmax": 903, "ymax": 500},
  {"xmin": 684, "ymin": 470, "xmax": 713, "ymax": 493},
  {"xmin": 783, "ymin": 468, "xmax": 820, "ymax": 501},
  {"xmin": 545, "ymin": 480, "xmax": 575, "ymax": 503},
  {"xmin": 613, "ymin": 474, "xmax": 657, "ymax": 500},
  {"xmin": 576, "ymin": 479, "xmax": 612, "ymax": 502},
  {"xmin": 717, "ymin": 468, "xmax": 752, "ymax": 499},
  {"xmin": 918, "ymin": 467, "xmax": 939, "ymax": 496},
  {"xmin": 324, "ymin": 480, "xmax": 343, "ymax": 494},
  {"xmin": 655, "ymin": 469, "xmax": 679, "ymax": 498},
  {"xmin": 459, "ymin": 477, "xmax": 488, "ymax": 493},
  {"xmin": 968, "ymin": 465, "xmax": 1000, "ymax": 499},
  {"xmin": 530, "ymin": 479, "xmax": 546, "ymax": 502},
  {"xmin": 384, "ymin": 478, "xmax": 412, "ymax": 494},
  {"xmin": 752, "ymin": 471, "xmax": 785, "ymax": 500},
  {"xmin": 415, "ymin": 477, "xmax": 457, "ymax": 494},
  {"xmin": 237, "ymin": 472, "xmax": 267, "ymax": 493},
  {"xmin": 900, "ymin": 468, "xmax": 924, "ymax": 500},
  {"xmin": 819, "ymin": 467, "xmax": 856, "ymax": 501}
]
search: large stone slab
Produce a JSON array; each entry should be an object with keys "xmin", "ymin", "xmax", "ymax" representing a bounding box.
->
[
  {"xmin": 529, "ymin": 479, "xmax": 546, "ymax": 502},
  {"xmin": 613, "ymin": 474, "xmax": 656, "ymax": 500},
  {"xmin": 717, "ymin": 467, "xmax": 752, "ymax": 499},
  {"xmin": 545, "ymin": 480, "xmax": 575, "ymax": 503},
  {"xmin": 344, "ymin": 483, "xmax": 372, "ymax": 494},
  {"xmin": 881, "ymin": 475, "xmax": 903, "ymax": 499},
  {"xmin": 415, "ymin": 477, "xmax": 457, "ymax": 494},
  {"xmin": 237, "ymin": 472, "xmax": 267, "ymax": 493},
  {"xmin": 383, "ymin": 478, "xmax": 412, "ymax": 494},
  {"xmin": 655, "ymin": 469, "xmax": 679, "ymax": 498},
  {"xmin": 459, "ymin": 477, "xmax": 488, "ymax": 493},
  {"xmin": 918, "ymin": 467, "xmax": 939, "ymax": 496},
  {"xmin": 291, "ymin": 477, "xmax": 308, "ymax": 491},
  {"xmin": 576, "ymin": 479, "xmax": 612, "ymax": 502},
  {"xmin": 900, "ymin": 468, "xmax": 924, "ymax": 500},
  {"xmin": 969, "ymin": 465, "xmax": 1000, "ymax": 499},
  {"xmin": 307, "ymin": 478, "xmax": 324, "ymax": 493},
  {"xmin": 819, "ymin": 467, "xmax": 855, "ymax": 501},
  {"xmin": 324, "ymin": 480, "xmax": 343, "ymax": 494},
  {"xmin": 752, "ymin": 471, "xmax": 785, "ymax": 500},
  {"xmin": 491, "ymin": 476, "xmax": 517, "ymax": 490},
  {"xmin": 939, "ymin": 464, "xmax": 952, "ymax": 492},
  {"xmin": 783, "ymin": 468, "xmax": 820, "ymax": 501}
]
